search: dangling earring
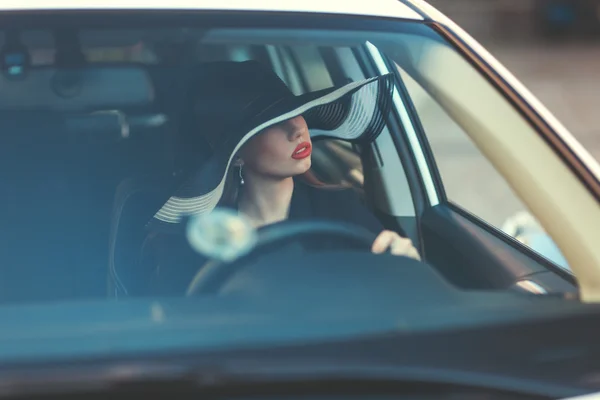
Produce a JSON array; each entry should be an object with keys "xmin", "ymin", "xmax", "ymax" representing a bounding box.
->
[{"xmin": 238, "ymin": 165, "xmax": 244, "ymax": 185}]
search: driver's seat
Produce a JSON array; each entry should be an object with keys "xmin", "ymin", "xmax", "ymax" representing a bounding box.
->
[{"xmin": 107, "ymin": 174, "xmax": 174, "ymax": 298}]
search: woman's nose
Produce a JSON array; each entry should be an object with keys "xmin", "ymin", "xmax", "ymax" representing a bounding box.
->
[{"xmin": 287, "ymin": 116, "xmax": 307, "ymax": 140}]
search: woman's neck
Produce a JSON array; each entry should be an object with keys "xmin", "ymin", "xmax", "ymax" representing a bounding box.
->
[{"xmin": 238, "ymin": 174, "xmax": 294, "ymax": 228}]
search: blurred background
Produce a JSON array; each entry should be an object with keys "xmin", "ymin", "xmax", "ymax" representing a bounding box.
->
[{"xmin": 429, "ymin": 0, "xmax": 600, "ymax": 160}]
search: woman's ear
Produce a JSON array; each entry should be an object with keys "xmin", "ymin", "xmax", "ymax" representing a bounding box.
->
[{"xmin": 233, "ymin": 157, "xmax": 244, "ymax": 167}]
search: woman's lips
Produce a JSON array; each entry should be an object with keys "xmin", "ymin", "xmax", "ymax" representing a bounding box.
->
[{"xmin": 292, "ymin": 141, "xmax": 312, "ymax": 160}]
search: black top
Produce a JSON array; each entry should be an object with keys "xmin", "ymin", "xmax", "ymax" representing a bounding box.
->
[
  {"xmin": 286, "ymin": 180, "xmax": 384, "ymax": 232},
  {"xmin": 136, "ymin": 180, "xmax": 386, "ymax": 296}
]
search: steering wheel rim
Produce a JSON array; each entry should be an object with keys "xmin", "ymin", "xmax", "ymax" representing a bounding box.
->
[{"xmin": 186, "ymin": 219, "xmax": 377, "ymax": 296}]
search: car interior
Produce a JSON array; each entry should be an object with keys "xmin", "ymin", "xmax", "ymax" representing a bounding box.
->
[{"xmin": 0, "ymin": 23, "xmax": 581, "ymax": 305}]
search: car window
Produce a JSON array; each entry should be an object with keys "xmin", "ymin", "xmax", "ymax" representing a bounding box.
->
[
  {"xmin": 0, "ymin": 14, "xmax": 590, "ymax": 369},
  {"xmin": 395, "ymin": 64, "xmax": 570, "ymax": 271},
  {"xmin": 289, "ymin": 46, "xmax": 334, "ymax": 92}
]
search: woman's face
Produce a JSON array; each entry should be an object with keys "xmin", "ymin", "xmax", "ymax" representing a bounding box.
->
[{"xmin": 239, "ymin": 115, "xmax": 312, "ymax": 180}]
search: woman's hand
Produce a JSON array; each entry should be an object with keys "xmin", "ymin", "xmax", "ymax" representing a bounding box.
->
[{"xmin": 371, "ymin": 230, "xmax": 421, "ymax": 261}]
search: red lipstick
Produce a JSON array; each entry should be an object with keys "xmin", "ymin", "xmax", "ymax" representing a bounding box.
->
[{"xmin": 291, "ymin": 141, "xmax": 312, "ymax": 160}]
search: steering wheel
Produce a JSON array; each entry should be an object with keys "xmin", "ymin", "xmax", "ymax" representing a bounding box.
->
[{"xmin": 186, "ymin": 220, "xmax": 377, "ymax": 296}]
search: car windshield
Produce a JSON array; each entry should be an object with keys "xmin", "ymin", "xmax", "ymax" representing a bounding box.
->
[{"xmin": 0, "ymin": 12, "xmax": 581, "ymax": 365}]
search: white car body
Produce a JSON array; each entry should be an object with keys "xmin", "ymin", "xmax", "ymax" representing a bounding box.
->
[
  {"xmin": 0, "ymin": 0, "xmax": 422, "ymax": 19},
  {"xmin": 2, "ymin": 3, "xmax": 600, "ymax": 395}
]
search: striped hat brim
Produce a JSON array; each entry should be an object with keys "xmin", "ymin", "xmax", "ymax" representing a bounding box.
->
[{"xmin": 151, "ymin": 73, "xmax": 394, "ymax": 227}]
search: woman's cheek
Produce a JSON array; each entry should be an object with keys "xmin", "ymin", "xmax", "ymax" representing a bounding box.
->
[
  {"xmin": 245, "ymin": 146, "xmax": 284, "ymax": 174},
  {"xmin": 265, "ymin": 137, "xmax": 292, "ymax": 162},
  {"xmin": 241, "ymin": 131, "xmax": 298, "ymax": 175}
]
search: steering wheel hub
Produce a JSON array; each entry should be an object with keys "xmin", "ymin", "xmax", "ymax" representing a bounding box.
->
[
  {"xmin": 186, "ymin": 208, "xmax": 257, "ymax": 262},
  {"xmin": 186, "ymin": 218, "xmax": 378, "ymax": 296}
]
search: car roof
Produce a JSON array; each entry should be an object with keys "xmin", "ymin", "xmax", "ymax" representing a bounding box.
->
[{"xmin": 0, "ymin": 0, "xmax": 423, "ymax": 20}]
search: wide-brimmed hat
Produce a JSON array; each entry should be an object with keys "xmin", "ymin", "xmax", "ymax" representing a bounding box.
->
[{"xmin": 151, "ymin": 60, "xmax": 394, "ymax": 227}]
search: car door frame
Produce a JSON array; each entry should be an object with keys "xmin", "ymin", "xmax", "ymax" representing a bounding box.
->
[{"xmin": 356, "ymin": 34, "xmax": 579, "ymax": 295}]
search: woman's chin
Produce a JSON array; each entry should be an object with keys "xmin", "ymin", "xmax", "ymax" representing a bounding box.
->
[{"xmin": 295, "ymin": 158, "xmax": 312, "ymax": 173}]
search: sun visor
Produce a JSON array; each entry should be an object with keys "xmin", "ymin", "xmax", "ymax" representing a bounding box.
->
[{"xmin": 0, "ymin": 66, "xmax": 154, "ymax": 111}]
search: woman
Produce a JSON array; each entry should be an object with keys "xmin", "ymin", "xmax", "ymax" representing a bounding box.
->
[
  {"xmin": 139, "ymin": 60, "xmax": 420, "ymax": 296},
  {"xmin": 231, "ymin": 114, "xmax": 417, "ymax": 255}
]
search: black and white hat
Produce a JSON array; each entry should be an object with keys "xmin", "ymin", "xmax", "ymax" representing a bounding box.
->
[{"xmin": 152, "ymin": 60, "xmax": 394, "ymax": 226}]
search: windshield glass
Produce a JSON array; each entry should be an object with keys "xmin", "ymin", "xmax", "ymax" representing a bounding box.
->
[{"xmin": 0, "ymin": 14, "xmax": 575, "ymax": 363}]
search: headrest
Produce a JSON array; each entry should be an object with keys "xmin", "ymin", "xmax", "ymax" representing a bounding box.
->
[{"xmin": 0, "ymin": 65, "xmax": 154, "ymax": 111}]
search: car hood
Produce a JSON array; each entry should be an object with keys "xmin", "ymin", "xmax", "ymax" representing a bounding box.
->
[{"xmin": 0, "ymin": 290, "xmax": 595, "ymax": 366}]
